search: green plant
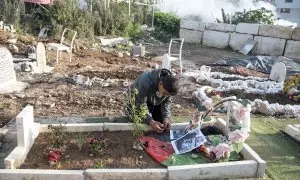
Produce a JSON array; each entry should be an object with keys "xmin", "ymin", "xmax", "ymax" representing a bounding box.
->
[
  {"xmin": 154, "ymin": 12, "xmax": 180, "ymax": 38},
  {"xmin": 74, "ymin": 132, "xmax": 90, "ymax": 151},
  {"xmin": 89, "ymin": 137, "xmax": 106, "ymax": 156},
  {"xmin": 126, "ymin": 88, "xmax": 148, "ymax": 140},
  {"xmin": 0, "ymin": 0, "xmax": 25, "ymax": 30},
  {"xmin": 93, "ymin": 160, "xmax": 105, "ymax": 169},
  {"xmin": 48, "ymin": 123, "xmax": 67, "ymax": 148},
  {"xmin": 217, "ymin": 7, "xmax": 275, "ymax": 25}
]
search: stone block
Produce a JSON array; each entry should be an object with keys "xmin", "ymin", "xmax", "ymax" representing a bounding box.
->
[
  {"xmin": 4, "ymin": 147, "xmax": 26, "ymax": 169},
  {"xmin": 16, "ymin": 106, "xmax": 35, "ymax": 148},
  {"xmin": 284, "ymin": 40, "xmax": 300, "ymax": 59},
  {"xmin": 103, "ymin": 123, "xmax": 133, "ymax": 131},
  {"xmin": 39, "ymin": 123, "xmax": 104, "ymax": 133},
  {"xmin": 236, "ymin": 23, "xmax": 260, "ymax": 35},
  {"xmin": 85, "ymin": 169, "xmax": 168, "ymax": 180},
  {"xmin": 168, "ymin": 161, "xmax": 258, "ymax": 180},
  {"xmin": 241, "ymin": 144, "xmax": 266, "ymax": 177},
  {"xmin": 180, "ymin": 20, "xmax": 205, "ymax": 31},
  {"xmin": 206, "ymin": 23, "xmax": 236, "ymax": 32},
  {"xmin": 259, "ymin": 25, "xmax": 293, "ymax": 39},
  {"xmin": 131, "ymin": 45, "xmax": 145, "ymax": 57},
  {"xmin": 229, "ymin": 33, "xmax": 254, "ymax": 51},
  {"xmin": 252, "ymin": 36, "xmax": 286, "ymax": 56},
  {"xmin": 179, "ymin": 29, "xmax": 202, "ymax": 44},
  {"xmin": 0, "ymin": 169, "xmax": 84, "ymax": 180},
  {"xmin": 202, "ymin": 30, "xmax": 230, "ymax": 49},
  {"xmin": 292, "ymin": 27, "xmax": 300, "ymax": 40},
  {"xmin": 284, "ymin": 125, "xmax": 300, "ymax": 142}
]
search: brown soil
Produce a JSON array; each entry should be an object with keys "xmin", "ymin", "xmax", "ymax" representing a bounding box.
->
[{"xmin": 21, "ymin": 131, "xmax": 164, "ymax": 169}]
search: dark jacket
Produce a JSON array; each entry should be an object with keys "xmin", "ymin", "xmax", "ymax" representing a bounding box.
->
[{"xmin": 129, "ymin": 69, "xmax": 172, "ymax": 124}]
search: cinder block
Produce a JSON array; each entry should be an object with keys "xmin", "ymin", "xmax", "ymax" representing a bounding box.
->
[
  {"xmin": 85, "ymin": 169, "xmax": 168, "ymax": 180},
  {"xmin": 252, "ymin": 36, "xmax": 286, "ymax": 56},
  {"xmin": 229, "ymin": 33, "xmax": 254, "ymax": 51},
  {"xmin": 0, "ymin": 169, "xmax": 84, "ymax": 180},
  {"xmin": 180, "ymin": 20, "xmax": 205, "ymax": 31},
  {"xmin": 168, "ymin": 161, "xmax": 258, "ymax": 180},
  {"xmin": 131, "ymin": 46, "xmax": 145, "ymax": 57},
  {"xmin": 236, "ymin": 23, "xmax": 260, "ymax": 35},
  {"xmin": 284, "ymin": 40, "xmax": 300, "ymax": 60},
  {"xmin": 206, "ymin": 23, "xmax": 236, "ymax": 32},
  {"xmin": 292, "ymin": 27, "xmax": 300, "ymax": 40},
  {"xmin": 103, "ymin": 123, "xmax": 133, "ymax": 131},
  {"xmin": 259, "ymin": 24, "xmax": 293, "ymax": 39},
  {"xmin": 179, "ymin": 29, "xmax": 202, "ymax": 44},
  {"xmin": 202, "ymin": 30, "xmax": 230, "ymax": 49}
]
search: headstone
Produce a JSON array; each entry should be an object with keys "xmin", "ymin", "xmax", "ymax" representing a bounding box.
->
[
  {"xmin": 0, "ymin": 47, "xmax": 16, "ymax": 84},
  {"xmin": 270, "ymin": 62, "xmax": 286, "ymax": 83},
  {"xmin": 239, "ymin": 39, "xmax": 256, "ymax": 55},
  {"xmin": 131, "ymin": 45, "xmax": 145, "ymax": 57},
  {"xmin": 36, "ymin": 42, "xmax": 47, "ymax": 73},
  {"xmin": 0, "ymin": 21, "xmax": 3, "ymax": 31}
]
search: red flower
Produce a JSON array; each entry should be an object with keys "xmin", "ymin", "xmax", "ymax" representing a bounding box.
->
[{"xmin": 48, "ymin": 149, "xmax": 62, "ymax": 162}]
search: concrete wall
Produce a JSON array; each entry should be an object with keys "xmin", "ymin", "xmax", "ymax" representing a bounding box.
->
[{"xmin": 180, "ymin": 21, "xmax": 300, "ymax": 59}]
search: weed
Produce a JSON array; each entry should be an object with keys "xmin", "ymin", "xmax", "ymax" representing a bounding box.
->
[
  {"xmin": 93, "ymin": 160, "xmax": 105, "ymax": 169},
  {"xmin": 74, "ymin": 132, "xmax": 90, "ymax": 151}
]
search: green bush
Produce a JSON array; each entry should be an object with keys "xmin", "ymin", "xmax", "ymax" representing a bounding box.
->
[
  {"xmin": 217, "ymin": 7, "xmax": 275, "ymax": 25},
  {"xmin": 154, "ymin": 12, "xmax": 180, "ymax": 38}
]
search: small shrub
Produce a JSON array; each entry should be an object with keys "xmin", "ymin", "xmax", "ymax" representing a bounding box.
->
[
  {"xmin": 48, "ymin": 123, "xmax": 67, "ymax": 148},
  {"xmin": 126, "ymin": 88, "xmax": 148, "ymax": 140},
  {"xmin": 89, "ymin": 137, "xmax": 106, "ymax": 156}
]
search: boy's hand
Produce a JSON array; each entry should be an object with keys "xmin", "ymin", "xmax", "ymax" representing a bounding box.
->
[
  {"xmin": 149, "ymin": 120, "xmax": 164, "ymax": 133},
  {"xmin": 163, "ymin": 118, "xmax": 171, "ymax": 131}
]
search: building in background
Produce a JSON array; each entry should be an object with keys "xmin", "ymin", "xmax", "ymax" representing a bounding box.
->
[{"xmin": 274, "ymin": 0, "xmax": 300, "ymax": 24}]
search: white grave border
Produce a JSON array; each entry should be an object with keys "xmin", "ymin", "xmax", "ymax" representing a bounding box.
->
[{"xmin": 2, "ymin": 106, "xmax": 266, "ymax": 180}]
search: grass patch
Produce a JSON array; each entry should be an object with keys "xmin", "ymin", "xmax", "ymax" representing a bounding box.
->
[{"xmin": 246, "ymin": 116, "xmax": 300, "ymax": 180}]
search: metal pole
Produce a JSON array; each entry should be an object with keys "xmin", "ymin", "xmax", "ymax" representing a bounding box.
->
[
  {"xmin": 152, "ymin": 4, "xmax": 155, "ymax": 27},
  {"xmin": 129, "ymin": 0, "xmax": 131, "ymax": 19}
]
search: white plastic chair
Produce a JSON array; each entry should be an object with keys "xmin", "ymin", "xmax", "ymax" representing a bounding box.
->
[
  {"xmin": 47, "ymin": 28, "xmax": 77, "ymax": 63},
  {"xmin": 168, "ymin": 38, "xmax": 184, "ymax": 74}
]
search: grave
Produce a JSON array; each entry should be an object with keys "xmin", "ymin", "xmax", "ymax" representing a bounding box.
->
[
  {"xmin": 270, "ymin": 62, "xmax": 286, "ymax": 83},
  {"xmin": 1, "ymin": 106, "xmax": 266, "ymax": 180},
  {"xmin": 0, "ymin": 47, "xmax": 27, "ymax": 93},
  {"xmin": 36, "ymin": 42, "xmax": 47, "ymax": 73},
  {"xmin": 0, "ymin": 47, "xmax": 16, "ymax": 84}
]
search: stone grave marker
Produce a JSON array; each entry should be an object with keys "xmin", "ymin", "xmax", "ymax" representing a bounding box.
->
[
  {"xmin": 0, "ymin": 47, "xmax": 16, "ymax": 84},
  {"xmin": 36, "ymin": 42, "xmax": 47, "ymax": 73},
  {"xmin": 131, "ymin": 45, "xmax": 145, "ymax": 57},
  {"xmin": 270, "ymin": 62, "xmax": 286, "ymax": 83}
]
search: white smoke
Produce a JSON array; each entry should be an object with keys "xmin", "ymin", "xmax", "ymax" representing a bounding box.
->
[{"xmin": 158, "ymin": 0, "xmax": 277, "ymax": 22}]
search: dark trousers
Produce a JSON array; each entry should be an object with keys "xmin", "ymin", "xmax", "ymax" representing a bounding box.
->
[{"xmin": 147, "ymin": 102, "xmax": 163, "ymax": 123}]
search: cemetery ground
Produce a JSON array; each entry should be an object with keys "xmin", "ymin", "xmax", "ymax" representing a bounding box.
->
[{"xmin": 0, "ymin": 35, "xmax": 299, "ymax": 179}]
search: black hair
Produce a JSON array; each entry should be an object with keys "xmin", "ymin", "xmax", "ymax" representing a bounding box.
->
[{"xmin": 161, "ymin": 75, "xmax": 179, "ymax": 96}]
